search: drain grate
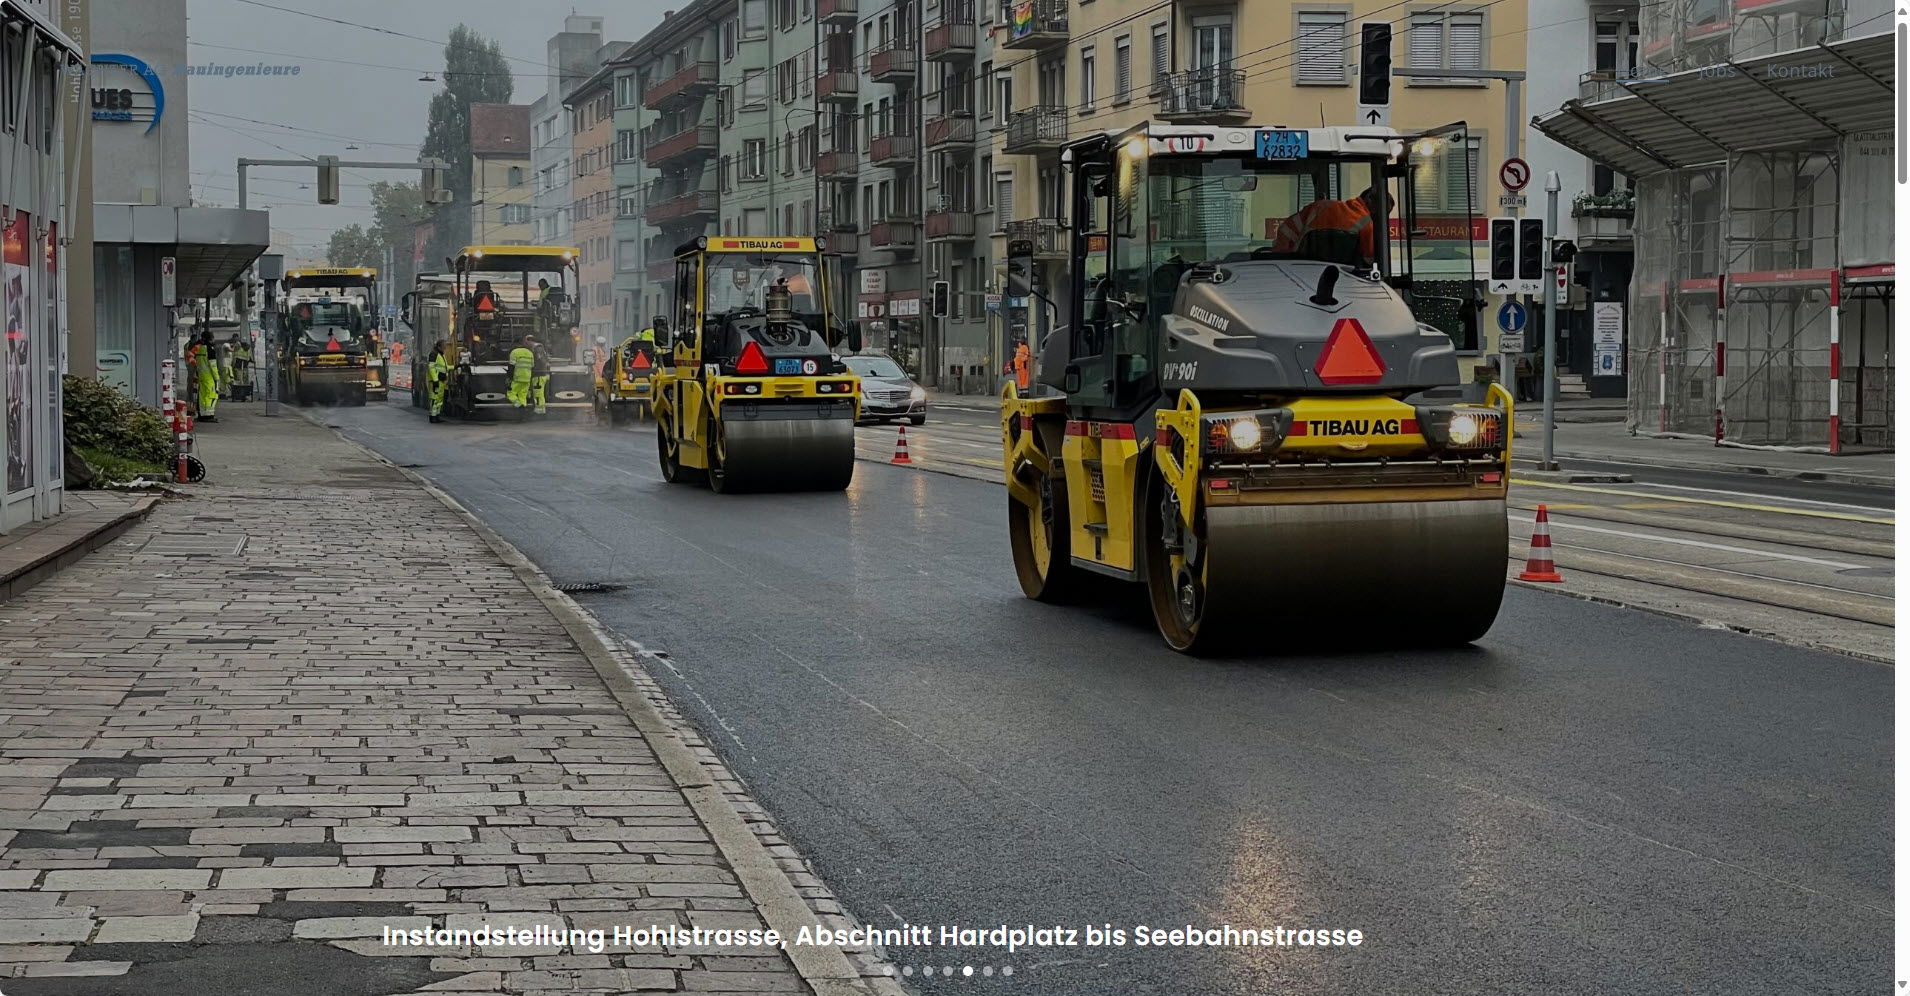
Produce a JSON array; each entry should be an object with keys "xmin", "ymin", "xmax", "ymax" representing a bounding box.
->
[
  {"xmin": 553, "ymin": 582, "xmax": 628, "ymax": 594},
  {"xmin": 140, "ymin": 533, "xmax": 248, "ymax": 557}
]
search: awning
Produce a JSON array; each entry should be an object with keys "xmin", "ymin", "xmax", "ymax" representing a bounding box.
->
[
  {"xmin": 94, "ymin": 206, "xmax": 271, "ymax": 299},
  {"xmin": 1532, "ymin": 31, "xmax": 1892, "ymax": 177}
]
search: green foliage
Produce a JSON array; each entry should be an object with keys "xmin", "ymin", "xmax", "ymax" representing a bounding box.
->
[
  {"xmin": 62, "ymin": 375, "xmax": 172, "ymax": 468},
  {"xmin": 75, "ymin": 446, "xmax": 166, "ymax": 487},
  {"xmin": 420, "ymin": 25, "xmax": 515, "ymax": 263},
  {"xmin": 326, "ymin": 224, "xmax": 381, "ymax": 267},
  {"xmin": 1572, "ymin": 188, "xmax": 1636, "ymax": 214}
]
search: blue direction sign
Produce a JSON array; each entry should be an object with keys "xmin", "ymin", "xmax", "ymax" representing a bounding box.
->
[{"xmin": 1497, "ymin": 301, "xmax": 1528, "ymax": 333}]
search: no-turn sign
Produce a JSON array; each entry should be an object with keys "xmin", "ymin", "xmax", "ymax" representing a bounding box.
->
[{"xmin": 1499, "ymin": 157, "xmax": 1531, "ymax": 192}]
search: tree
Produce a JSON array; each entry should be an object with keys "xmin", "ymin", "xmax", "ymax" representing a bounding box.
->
[
  {"xmin": 326, "ymin": 225, "xmax": 381, "ymax": 268},
  {"xmin": 366, "ymin": 181, "xmax": 429, "ymax": 289},
  {"xmin": 420, "ymin": 24, "xmax": 514, "ymax": 265}
]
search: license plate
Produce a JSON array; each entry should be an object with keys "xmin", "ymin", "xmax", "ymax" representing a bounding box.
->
[
  {"xmin": 774, "ymin": 358, "xmax": 803, "ymax": 375},
  {"xmin": 1255, "ymin": 129, "xmax": 1309, "ymax": 160}
]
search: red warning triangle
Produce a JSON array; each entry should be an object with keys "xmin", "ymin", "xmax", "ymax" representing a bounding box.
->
[
  {"xmin": 1314, "ymin": 318, "xmax": 1386, "ymax": 385},
  {"xmin": 735, "ymin": 340, "xmax": 771, "ymax": 375},
  {"xmin": 630, "ymin": 350, "xmax": 651, "ymax": 370}
]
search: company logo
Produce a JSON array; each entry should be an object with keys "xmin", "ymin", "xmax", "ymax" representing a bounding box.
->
[{"xmin": 91, "ymin": 54, "xmax": 165, "ymax": 134}]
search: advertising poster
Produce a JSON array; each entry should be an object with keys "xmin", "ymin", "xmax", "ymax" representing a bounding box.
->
[
  {"xmin": 1593, "ymin": 301, "xmax": 1625, "ymax": 377},
  {"xmin": 4, "ymin": 213, "xmax": 32, "ymax": 495}
]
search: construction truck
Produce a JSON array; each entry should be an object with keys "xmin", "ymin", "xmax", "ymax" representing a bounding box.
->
[
  {"xmin": 399, "ymin": 246, "xmax": 592, "ymax": 419},
  {"xmin": 280, "ymin": 294, "xmax": 373, "ymax": 406},
  {"xmin": 651, "ymin": 236, "xmax": 862, "ymax": 493},
  {"xmin": 284, "ymin": 268, "xmax": 386, "ymax": 401},
  {"xmin": 594, "ymin": 335, "xmax": 656, "ymax": 424},
  {"xmin": 1001, "ymin": 123, "xmax": 1511, "ymax": 653}
]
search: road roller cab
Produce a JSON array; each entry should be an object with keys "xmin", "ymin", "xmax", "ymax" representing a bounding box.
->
[
  {"xmin": 651, "ymin": 236, "xmax": 863, "ymax": 493},
  {"xmin": 595, "ymin": 336, "xmax": 656, "ymax": 424},
  {"xmin": 1001, "ymin": 122, "xmax": 1513, "ymax": 653}
]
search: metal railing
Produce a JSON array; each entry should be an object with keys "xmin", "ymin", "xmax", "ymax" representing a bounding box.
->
[
  {"xmin": 1004, "ymin": 106, "xmax": 1068, "ymax": 152},
  {"xmin": 1157, "ymin": 67, "xmax": 1247, "ymax": 117}
]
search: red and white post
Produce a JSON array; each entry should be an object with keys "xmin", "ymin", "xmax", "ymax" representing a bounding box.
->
[
  {"xmin": 1827, "ymin": 271, "xmax": 1842, "ymax": 455},
  {"xmin": 160, "ymin": 358, "xmax": 189, "ymax": 483},
  {"xmin": 1712, "ymin": 274, "xmax": 1726, "ymax": 446}
]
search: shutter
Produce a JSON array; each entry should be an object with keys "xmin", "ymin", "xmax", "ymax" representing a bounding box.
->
[
  {"xmin": 1296, "ymin": 12, "xmax": 1345, "ymax": 84},
  {"xmin": 1412, "ymin": 150, "xmax": 1441, "ymax": 210},
  {"xmin": 1408, "ymin": 13, "xmax": 1443, "ymax": 68},
  {"xmin": 997, "ymin": 177, "xmax": 1014, "ymax": 219},
  {"xmin": 1115, "ymin": 42, "xmax": 1132, "ymax": 100},
  {"xmin": 1449, "ymin": 14, "xmax": 1484, "ymax": 71},
  {"xmin": 1151, "ymin": 27, "xmax": 1169, "ymax": 86}
]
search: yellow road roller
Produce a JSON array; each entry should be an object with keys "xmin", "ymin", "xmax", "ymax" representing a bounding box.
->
[
  {"xmin": 651, "ymin": 237, "xmax": 863, "ymax": 493},
  {"xmin": 1001, "ymin": 123, "xmax": 1512, "ymax": 652}
]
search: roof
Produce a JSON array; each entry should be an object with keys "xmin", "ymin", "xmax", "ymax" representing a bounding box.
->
[
  {"xmin": 470, "ymin": 103, "xmax": 531, "ymax": 157},
  {"xmin": 1532, "ymin": 31, "xmax": 1892, "ymax": 177}
]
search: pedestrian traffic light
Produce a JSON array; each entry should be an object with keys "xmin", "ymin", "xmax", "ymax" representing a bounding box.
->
[
  {"xmin": 1358, "ymin": 23, "xmax": 1392, "ymax": 109},
  {"xmin": 930, "ymin": 280, "xmax": 951, "ymax": 318},
  {"xmin": 1518, "ymin": 218, "xmax": 1546, "ymax": 283},
  {"xmin": 317, "ymin": 155, "xmax": 340, "ymax": 205},
  {"xmin": 1489, "ymin": 217, "xmax": 1516, "ymax": 282}
]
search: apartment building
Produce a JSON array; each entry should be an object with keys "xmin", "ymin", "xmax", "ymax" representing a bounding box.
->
[
  {"xmin": 626, "ymin": 2, "xmax": 726, "ymax": 326},
  {"xmin": 469, "ymin": 104, "xmax": 534, "ymax": 246},
  {"xmin": 609, "ymin": 61, "xmax": 646, "ymax": 333},
  {"xmin": 566, "ymin": 69, "xmax": 620, "ymax": 344},
  {"xmin": 530, "ymin": 16, "xmax": 611, "ymax": 251},
  {"xmin": 990, "ymin": 0, "xmax": 1526, "ymax": 370}
]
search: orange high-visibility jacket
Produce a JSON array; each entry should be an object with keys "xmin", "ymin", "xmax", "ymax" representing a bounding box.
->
[{"xmin": 1271, "ymin": 197, "xmax": 1374, "ymax": 257}]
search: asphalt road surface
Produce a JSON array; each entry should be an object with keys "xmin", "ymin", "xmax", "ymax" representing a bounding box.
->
[{"xmin": 324, "ymin": 397, "xmax": 1888, "ymax": 996}]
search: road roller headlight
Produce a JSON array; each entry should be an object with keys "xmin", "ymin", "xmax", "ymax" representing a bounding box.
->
[
  {"xmin": 1417, "ymin": 406, "xmax": 1504, "ymax": 451},
  {"xmin": 1199, "ymin": 409, "xmax": 1294, "ymax": 457}
]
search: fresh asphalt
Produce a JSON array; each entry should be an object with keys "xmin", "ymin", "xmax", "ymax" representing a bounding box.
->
[{"xmin": 323, "ymin": 397, "xmax": 1887, "ymax": 996}]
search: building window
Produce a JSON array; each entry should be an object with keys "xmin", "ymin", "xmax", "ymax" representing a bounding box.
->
[
  {"xmin": 619, "ymin": 186, "xmax": 639, "ymax": 217},
  {"xmin": 743, "ymin": 69, "xmax": 768, "ymax": 106},
  {"xmin": 500, "ymin": 204, "xmax": 532, "ymax": 225},
  {"xmin": 995, "ymin": 73, "xmax": 1013, "ymax": 127},
  {"xmin": 743, "ymin": 138, "xmax": 767, "ymax": 179},
  {"xmin": 617, "ymin": 240, "xmax": 638, "ymax": 272},
  {"xmin": 744, "ymin": 207, "xmax": 768, "ymax": 232},
  {"xmin": 1113, "ymin": 37, "xmax": 1133, "ymax": 102},
  {"xmin": 1296, "ymin": 11, "xmax": 1349, "ymax": 85},
  {"xmin": 1410, "ymin": 135, "xmax": 1481, "ymax": 212},
  {"xmin": 995, "ymin": 172, "xmax": 1014, "ymax": 221},
  {"xmin": 508, "ymin": 166, "xmax": 525, "ymax": 186},
  {"xmin": 1192, "ymin": 15, "xmax": 1235, "ymax": 74},
  {"xmin": 616, "ymin": 74, "xmax": 636, "ymax": 107},
  {"xmin": 743, "ymin": 0, "xmax": 768, "ymax": 38},
  {"xmin": 1407, "ymin": 10, "xmax": 1485, "ymax": 83},
  {"xmin": 1151, "ymin": 23, "xmax": 1170, "ymax": 91},
  {"xmin": 723, "ymin": 20, "xmax": 737, "ymax": 60},
  {"xmin": 1078, "ymin": 47, "xmax": 1096, "ymax": 110},
  {"xmin": 616, "ymin": 130, "xmax": 637, "ymax": 162}
]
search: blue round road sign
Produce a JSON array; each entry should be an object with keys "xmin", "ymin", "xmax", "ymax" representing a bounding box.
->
[{"xmin": 1497, "ymin": 301, "xmax": 1528, "ymax": 333}]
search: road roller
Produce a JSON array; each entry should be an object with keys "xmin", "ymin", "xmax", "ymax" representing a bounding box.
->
[
  {"xmin": 1001, "ymin": 123, "xmax": 1512, "ymax": 653},
  {"xmin": 651, "ymin": 236, "xmax": 863, "ymax": 493},
  {"xmin": 279, "ymin": 295, "xmax": 371, "ymax": 406}
]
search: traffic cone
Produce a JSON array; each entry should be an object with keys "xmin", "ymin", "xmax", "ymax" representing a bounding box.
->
[
  {"xmin": 1517, "ymin": 504, "xmax": 1564, "ymax": 582},
  {"xmin": 890, "ymin": 423, "xmax": 913, "ymax": 465}
]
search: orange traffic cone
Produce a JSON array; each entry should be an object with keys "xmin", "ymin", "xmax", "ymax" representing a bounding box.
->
[
  {"xmin": 890, "ymin": 424, "xmax": 913, "ymax": 465},
  {"xmin": 1517, "ymin": 504, "xmax": 1564, "ymax": 582}
]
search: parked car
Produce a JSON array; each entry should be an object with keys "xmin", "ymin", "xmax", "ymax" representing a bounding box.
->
[{"xmin": 843, "ymin": 353, "xmax": 926, "ymax": 425}]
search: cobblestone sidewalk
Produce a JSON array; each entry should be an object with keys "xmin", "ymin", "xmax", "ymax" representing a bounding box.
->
[{"xmin": 0, "ymin": 407, "xmax": 900, "ymax": 995}]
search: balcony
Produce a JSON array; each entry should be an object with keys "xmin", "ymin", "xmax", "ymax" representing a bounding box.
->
[
  {"xmin": 1156, "ymin": 68, "xmax": 1250, "ymax": 124},
  {"xmin": 817, "ymin": 65, "xmax": 859, "ymax": 104},
  {"xmin": 925, "ymin": 18, "xmax": 978, "ymax": 62},
  {"xmin": 643, "ymin": 61, "xmax": 718, "ymax": 110},
  {"xmin": 817, "ymin": 148, "xmax": 859, "ymax": 179},
  {"xmin": 816, "ymin": 211, "xmax": 860, "ymax": 254},
  {"xmin": 644, "ymin": 187, "xmax": 719, "ymax": 226},
  {"xmin": 925, "ymin": 203, "xmax": 976, "ymax": 242},
  {"xmin": 869, "ymin": 130, "xmax": 917, "ymax": 168},
  {"xmin": 817, "ymin": 0, "xmax": 857, "ymax": 25},
  {"xmin": 1004, "ymin": 218, "xmax": 1066, "ymax": 259},
  {"xmin": 869, "ymin": 220, "xmax": 918, "ymax": 253},
  {"xmin": 647, "ymin": 259, "xmax": 675, "ymax": 282},
  {"xmin": 1000, "ymin": 0, "xmax": 1067, "ymax": 50},
  {"xmin": 1004, "ymin": 106, "xmax": 1068, "ymax": 154},
  {"xmin": 1573, "ymin": 205, "xmax": 1635, "ymax": 248},
  {"xmin": 869, "ymin": 40, "xmax": 916, "ymax": 83},
  {"xmin": 644, "ymin": 125, "xmax": 719, "ymax": 167},
  {"xmin": 924, "ymin": 110, "xmax": 977, "ymax": 150}
]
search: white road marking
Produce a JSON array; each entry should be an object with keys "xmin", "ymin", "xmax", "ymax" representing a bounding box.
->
[
  {"xmin": 1531, "ymin": 518, "xmax": 1872, "ymax": 570},
  {"xmin": 1620, "ymin": 480, "xmax": 1894, "ymax": 514}
]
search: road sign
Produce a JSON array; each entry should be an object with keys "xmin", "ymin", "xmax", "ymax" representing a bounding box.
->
[
  {"xmin": 384, "ymin": 304, "xmax": 398, "ymax": 317},
  {"xmin": 1498, "ymin": 194, "xmax": 1527, "ymax": 209},
  {"xmin": 1556, "ymin": 263, "xmax": 1570, "ymax": 293},
  {"xmin": 1499, "ymin": 331, "xmax": 1524, "ymax": 353},
  {"xmin": 1497, "ymin": 301, "xmax": 1527, "ymax": 334},
  {"xmin": 160, "ymin": 257, "xmax": 177, "ymax": 307},
  {"xmin": 1499, "ymin": 157, "xmax": 1531, "ymax": 192}
]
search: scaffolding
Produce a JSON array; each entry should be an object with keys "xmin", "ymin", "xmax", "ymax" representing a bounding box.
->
[{"xmin": 1602, "ymin": 0, "xmax": 1893, "ymax": 451}]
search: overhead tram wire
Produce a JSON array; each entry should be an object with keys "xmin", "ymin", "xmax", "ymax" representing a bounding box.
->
[{"xmin": 227, "ymin": 0, "xmax": 572, "ymax": 77}]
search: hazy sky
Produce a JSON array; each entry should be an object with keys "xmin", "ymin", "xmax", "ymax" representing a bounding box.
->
[{"xmin": 186, "ymin": 0, "xmax": 668, "ymax": 263}]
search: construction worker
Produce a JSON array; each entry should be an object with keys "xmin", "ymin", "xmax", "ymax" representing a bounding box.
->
[
  {"xmin": 507, "ymin": 335, "xmax": 536, "ymax": 409},
  {"xmin": 530, "ymin": 336, "xmax": 552, "ymax": 415},
  {"xmin": 1270, "ymin": 186, "xmax": 1387, "ymax": 261},
  {"xmin": 217, "ymin": 340, "xmax": 234, "ymax": 400},
  {"xmin": 1013, "ymin": 337, "xmax": 1032, "ymax": 392},
  {"xmin": 426, "ymin": 340, "xmax": 449, "ymax": 422},
  {"xmin": 640, "ymin": 316, "xmax": 662, "ymax": 347},
  {"xmin": 190, "ymin": 332, "xmax": 220, "ymax": 422}
]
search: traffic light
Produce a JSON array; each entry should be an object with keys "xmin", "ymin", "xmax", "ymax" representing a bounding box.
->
[
  {"xmin": 930, "ymin": 280, "xmax": 951, "ymax": 318},
  {"xmin": 317, "ymin": 155, "xmax": 340, "ymax": 205},
  {"xmin": 1489, "ymin": 217, "xmax": 1516, "ymax": 283},
  {"xmin": 422, "ymin": 165, "xmax": 452, "ymax": 204},
  {"xmin": 1518, "ymin": 218, "xmax": 1546, "ymax": 283},
  {"xmin": 1005, "ymin": 240, "xmax": 1034, "ymax": 297},
  {"xmin": 1358, "ymin": 23, "xmax": 1392, "ymax": 109},
  {"xmin": 232, "ymin": 280, "xmax": 250, "ymax": 312}
]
